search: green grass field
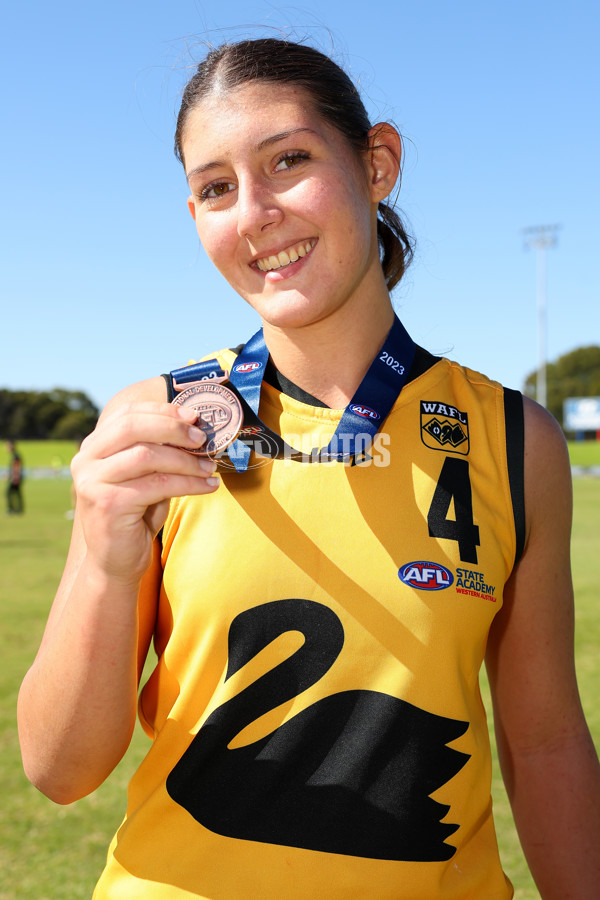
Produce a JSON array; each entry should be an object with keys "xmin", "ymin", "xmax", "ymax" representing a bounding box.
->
[
  {"xmin": 6, "ymin": 440, "xmax": 80, "ymax": 472},
  {"xmin": 1, "ymin": 466, "xmax": 599, "ymax": 899},
  {"xmin": 568, "ymin": 439, "xmax": 600, "ymax": 467}
]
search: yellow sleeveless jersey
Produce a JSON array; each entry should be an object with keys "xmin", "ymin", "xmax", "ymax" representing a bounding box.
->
[{"xmin": 93, "ymin": 348, "xmax": 524, "ymax": 899}]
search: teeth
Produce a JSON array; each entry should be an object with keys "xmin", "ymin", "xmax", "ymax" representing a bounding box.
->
[{"xmin": 256, "ymin": 239, "xmax": 315, "ymax": 271}]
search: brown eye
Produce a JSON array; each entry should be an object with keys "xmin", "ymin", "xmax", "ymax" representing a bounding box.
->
[
  {"xmin": 274, "ymin": 152, "xmax": 310, "ymax": 172},
  {"xmin": 200, "ymin": 181, "xmax": 236, "ymax": 201}
]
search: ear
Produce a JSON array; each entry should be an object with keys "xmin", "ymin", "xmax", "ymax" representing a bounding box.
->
[
  {"xmin": 187, "ymin": 195, "xmax": 197, "ymax": 220},
  {"xmin": 366, "ymin": 123, "xmax": 402, "ymax": 202}
]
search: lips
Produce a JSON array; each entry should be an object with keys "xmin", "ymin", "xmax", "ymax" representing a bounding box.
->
[{"xmin": 255, "ymin": 239, "xmax": 317, "ymax": 272}]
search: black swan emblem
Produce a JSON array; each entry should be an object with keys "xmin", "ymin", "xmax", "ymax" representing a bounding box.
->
[{"xmin": 166, "ymin": 598, "xmax": 469, "ymax": 860}]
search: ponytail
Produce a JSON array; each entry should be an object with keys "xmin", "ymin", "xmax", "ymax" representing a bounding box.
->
[{"xmin": 377, "ymin": 202, "xmax": 414, "ymax": 291}]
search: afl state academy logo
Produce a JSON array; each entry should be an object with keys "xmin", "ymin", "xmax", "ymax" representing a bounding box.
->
[
  {"xmin": 420, "ymin": 401, "xmax": 469, "ymax": 455},
  {"xmin": 233, "ymin": 361, "xmax": 262, "ymax": 374},
  {"xmin": 399, "ymin": 561, "xmax": 454, "ymax": 591}
]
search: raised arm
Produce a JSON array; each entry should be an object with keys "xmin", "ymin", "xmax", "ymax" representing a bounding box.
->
[
  {"xmin": 486, "ymin": 397, "xmax": 600, "ymax": 899},
  {"xmin": 18, "ymin": 378, "xmax": 219, "ymax": 804}
]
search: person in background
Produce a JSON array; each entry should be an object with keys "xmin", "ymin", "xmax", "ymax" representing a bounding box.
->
[{"xmin": 6, "ymin": 440, "xmax": 24, "ymax": 514}]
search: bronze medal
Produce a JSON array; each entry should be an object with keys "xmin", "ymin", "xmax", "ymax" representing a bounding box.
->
[{"xmin": 172, "ymin": 382, "xmax": 243, "ymax": 457}]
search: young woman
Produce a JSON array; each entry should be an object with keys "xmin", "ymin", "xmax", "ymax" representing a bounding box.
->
[{"xmin": 18, "ymin": 38, "xmax": 600, "ymax": 899}]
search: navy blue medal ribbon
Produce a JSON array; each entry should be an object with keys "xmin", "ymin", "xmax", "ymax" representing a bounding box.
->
[{"xmin": 170, "ymin": 315, "xmax": 415, "ymax": 471}]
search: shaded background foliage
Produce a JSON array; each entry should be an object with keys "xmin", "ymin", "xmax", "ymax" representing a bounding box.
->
[
  {"xmin": 0, "ymin": 389, "xmax": 98, "ymax": 440},
  {"xmin": 523, "ymin": 346, "xmax": 600, "ymax": 429}
]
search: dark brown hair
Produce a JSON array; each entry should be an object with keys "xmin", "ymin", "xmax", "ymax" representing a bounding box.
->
[{"xmin": 175, "ymin": 38, "xmax": 413, "ymax": 290}]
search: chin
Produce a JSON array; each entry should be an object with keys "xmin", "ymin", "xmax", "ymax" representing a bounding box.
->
[{"xmin": 244, "ymin": 289, "xmax": 342, "ymax": 332}]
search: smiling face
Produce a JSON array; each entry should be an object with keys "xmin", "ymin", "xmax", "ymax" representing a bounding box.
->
[{"xmin": 182, "ymin": 82, "xmax": 399, "ymax": 334}]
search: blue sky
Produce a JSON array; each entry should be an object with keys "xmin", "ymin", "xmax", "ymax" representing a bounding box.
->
[{"xmin": 2, "ymin": 0, "xmax": 598, "ymax": 410}]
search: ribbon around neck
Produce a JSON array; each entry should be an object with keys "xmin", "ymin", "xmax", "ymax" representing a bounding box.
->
[{"xmin": 170, "ymin": 315, "xmax": 415, "ymax": 471}]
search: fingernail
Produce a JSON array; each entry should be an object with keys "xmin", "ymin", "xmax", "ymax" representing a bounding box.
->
[
  {"xmin": 198, "ymin": 459, "xmax": 217, "ymax": 474},
  {"xmin": 177, "ymin": 406, "xmax": 198, "ymax": 421},
  {"xmin": 206, "ymin": 476, "xmax": 220, "ymax": 487},
  {"xmin": 188, "ymin": 426, "xmax": 206, "ymax": 444}
]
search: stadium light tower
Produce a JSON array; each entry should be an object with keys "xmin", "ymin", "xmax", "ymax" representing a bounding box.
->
[{"xmin": 522, "ymin": 225, "xmax": 560, "ymax": 408}]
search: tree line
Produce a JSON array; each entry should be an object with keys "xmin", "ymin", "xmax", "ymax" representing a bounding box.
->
[
  {"xmin": 0, "ymin": 388, "xmax": 99, "ymax": 440},
  {"xmin": 523, "ymin": 345, "xmax": 600, "ymax": 430}
]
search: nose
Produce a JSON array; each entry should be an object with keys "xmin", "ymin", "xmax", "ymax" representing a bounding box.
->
[{"xmin": 236, "ymin": 175, "xmax": 283, "ymax": 239}]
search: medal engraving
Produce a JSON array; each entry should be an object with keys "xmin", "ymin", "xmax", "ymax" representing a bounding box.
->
[{"xmin": 172, "ymin": 382, "xmax": 243, "ymax": 457}]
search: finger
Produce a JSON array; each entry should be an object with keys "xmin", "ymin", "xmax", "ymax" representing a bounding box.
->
[
  {"xmin": 78, "ymin": 403, "xmax": 208, "ymax": 462},
  {"xmin": 89, "ymin": 441, "xmax": 218, "ymax": 487},
  {"xmin": 74, "ymin": 467, "xmax": 221, "ymax": 548},
  {"xmin": 95, "ymin": 470, "xmax": 221, "ymax": 518}
]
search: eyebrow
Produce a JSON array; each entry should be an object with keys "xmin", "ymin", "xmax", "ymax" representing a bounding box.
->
[
  {"xmin": 186, "ymin": 127, "xmax": 319, "ymax": 182},
  {"xmin": 256, "ymin": 127, "xmax": 318, "ymax": 151}
]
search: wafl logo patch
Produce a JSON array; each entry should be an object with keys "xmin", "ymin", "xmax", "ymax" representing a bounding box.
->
[
  {"xmin": 420, "ymin": 401, "xmax": 470, "ymax": 455},
  {"xmin": 399, "ymin": 561, "xmax": 454, "ymax": 591}
]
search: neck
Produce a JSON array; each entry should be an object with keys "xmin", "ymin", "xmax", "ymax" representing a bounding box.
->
[{"xmin": 262, "ymin": 298, "xmax": 396, "ymax": 409}]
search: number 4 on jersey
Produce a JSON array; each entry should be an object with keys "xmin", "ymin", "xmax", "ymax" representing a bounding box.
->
[{"xmin": 427, "ymin": 457, "xmax": 480, "ymax": 564}]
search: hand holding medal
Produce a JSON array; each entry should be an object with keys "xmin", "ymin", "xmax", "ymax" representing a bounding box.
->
[{"xmin": 171, "ymin": 377, "xmax": 244, "ymax": 457}]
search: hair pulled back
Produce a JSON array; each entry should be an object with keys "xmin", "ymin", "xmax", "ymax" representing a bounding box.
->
[{"xmin": 175, "ymin": 38, "xmax": 413, "ymax": 290}]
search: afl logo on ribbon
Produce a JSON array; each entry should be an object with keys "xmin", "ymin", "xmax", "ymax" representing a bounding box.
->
[
  {"xmin": 399, "ymin": 561, "xmax": 454, "ymax": 591},
  {"xmin": 233, "ymin": 361, "xmax": 262, "ymax": 374},
  {"xmin": 349, "ymin": 404, "xmax": 380, "ymax": 421}
]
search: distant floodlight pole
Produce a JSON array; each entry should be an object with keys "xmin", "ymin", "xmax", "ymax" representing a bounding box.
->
[{"xmin": 522, "ymin": 225, "xmax": 560, "ymax": 408}]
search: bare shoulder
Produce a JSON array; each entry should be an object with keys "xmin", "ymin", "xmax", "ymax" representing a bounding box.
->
[
  {"xmin": 521, "ymin": 395, "xmax": 572, "ymax": 540},
  {"xmin": 99, "ymin": 376, "xmax": 170, "ymax": 421},
  {"xmin": 523, "ymin": 394, "xmax": 569, "ymax": 457}
]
